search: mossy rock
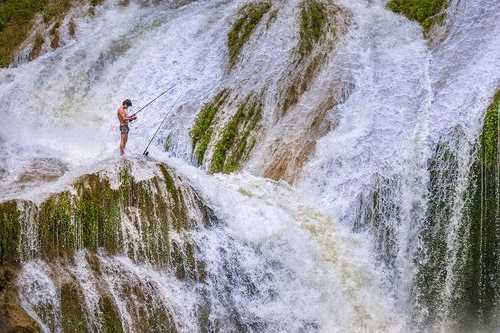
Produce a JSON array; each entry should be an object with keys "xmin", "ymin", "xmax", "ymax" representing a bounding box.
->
[
  {"xmin": 209, "ymin": 94, "xmax": 263, "ymax": 174},
  {"xmin": 298, "ymin": 0, "xmax": 327, "ymax": 58},
  {"xmin": 0, "ymin": 0, "xmax": 103, "ymax": 67},
  {"xmin": 387, "ymin": 0, "xmax": 448, "ymax": 35},
  {"xmin": 410, "ymin": 132, "xmax": 462, "ymax": 328},
  {"xmin": 0, "ymin": 161, "xmax": 211, "ymax": 267},
  {"xmin": 98, "ymin": 295, "xmax": 125, "ymax": 333},
  {"xmin": 227, "ymin": 1, "xmax": 271, "ymax": 68},
  {"xmin": 448, "ymin": 91, "xmax": 500, "ymax": 331},
  {"xmin": 60, "ymin": 282, "xmax": 89, "ymax": 333},
  {"xmin": 191, "ymin": 90, "xmax": 230, "ymax": 166},
  {"xmin": 0, "ymin": 266, "xmax": 41, "ymax": 332},
  {"xmin": 0, "ymin": 201, "xmax": 22, "ymax": 265}
]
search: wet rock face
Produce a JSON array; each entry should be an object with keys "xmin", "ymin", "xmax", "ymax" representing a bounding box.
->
[
  {"xmin": 0, "ymin": 265, "xmax": 40, "ymax": 333},
  {"xmin": 190, "ymin": 0, "xmax": 352, "ymax": 183},
  {"xmin": 451, "ymin": 91, "xmax": 500, "ymax": 332},
  {"xmin": 408, "ymin": 92, "xmax": 500, "ymax": 332},
  {"xmin": 0, "ymin": 160, "xmax": 215, "ymax": 331},
  {"xmin": 16, "ymin": 157, "xmax": 68, "ymax": 185}
]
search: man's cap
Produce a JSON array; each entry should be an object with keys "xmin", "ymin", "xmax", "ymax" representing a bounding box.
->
[{"xmin": 123, "ymin": 99, "xmax": 132, "ymax": 107}]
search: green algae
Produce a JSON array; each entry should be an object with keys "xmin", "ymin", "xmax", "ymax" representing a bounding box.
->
[
  {"xmin": 98, "ymin": 295, "xmax": 124, "ymax": 333},
  {"xmin": 39, "ymin": 192, "xmax": 76, "ymax": 258},
  {"xmin": 0, "ymin": 0, "xmax": 46, "ymax": 66},
  {"xmin": 194, "ymin": 127, "xmax": 213, "ymax": 166},
  {"xmin": 75, "ymin": 174, "xmax": 122, "ymax": 254},
  {"xmin": 298, "ymin": 0, "xmax": 327, "ymax": 58},
  {"xmin": 0, "ymin": 0, "xmax": 83, "ymax": 67},
  {"xmin": 411, "ymin": 136, "xmax": 460, "ymax": 328},
  {"xmin": 210, "ymin": 96, "xmax": 263, "ymax": 174},
  {"xmin": 227, "ymin": 1, "xmax": 271, "ymax": 68},
  {"xmin": 280, "ymin": 0, "xmax": 343, "ymax": 114},
  {"xmin": 481, "ymin": 91, "xmax": 500, "ymax": 170},
  {"xmin": 387, "ymin": 0, "xmax": 448, "ymax": 34},
  {"xmin": 159, "ymin": 164, "xmax": 188, "ymax": 231},
  {"xmin": 60, "ymin": 282, "xmax": 89, "ymax": 333},
  {"xmin": 191, "ymin": 90, "xmax": 230, "ymax": 165},
  {"xmin": 449, "ymin": 91, "xmax": 500, "ymax": 331},
  {"xmin": 0, "ymin": 202, "xmax": 21, "ymax": 265},
  {"xmin": 121, "ymin": 280, "xmax": 177, "ymax": 333}
]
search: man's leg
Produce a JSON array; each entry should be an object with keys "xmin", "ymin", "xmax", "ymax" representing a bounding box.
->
[{"xmin": 120, "ymin": 133, "xmax": 127, "ymax": 155}]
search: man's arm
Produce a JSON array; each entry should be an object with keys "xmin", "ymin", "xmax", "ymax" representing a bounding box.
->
[{"xmin": 126, "ymin": 110, "xmax": 137, "ymax": 122}]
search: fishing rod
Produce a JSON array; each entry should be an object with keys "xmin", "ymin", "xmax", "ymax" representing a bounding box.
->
[
  {"xmin": 131, "ymin": 85, "xmax": 175, "ymax": 117},
  {"xmin": 142, "ymin": 108, "xmax": 172, "ymax": 156}
]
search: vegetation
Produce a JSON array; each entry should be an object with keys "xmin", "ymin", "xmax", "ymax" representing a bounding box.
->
[
  {"xmin": 60, "ymin": 283, "xmax": 89, "ymax": 333},
  {"xmin": 210, "ymin": 96, "xmax": 262, "ymax": 174},
  {"xmin": 0, "ymin": 0, "xmax": 46, "ymax": 66},
  {"xmin": 298, "ymin": 0, "xmax": 327, "ymax": 58},
  {"xmin": 0, "ymin": 0, "xmax": 103, "ymax": 67},
  {"xmin": 450, "ymin": 91, "xmax": 500, "ymax": 331},
  {"xmin": 227, "ymin": 1, "xmax": 271, "ymax": 68},
  {"xmin": 0, "ymin": 201, "xmax": 21, "ymax": 265},
  {"xmin": 387, "ymin": 0, "xmax": 448, "ymax": 34},
  {"xmin": 0, "ymin": 161, "xmax": 212, "ymax": 282},
  {"xmin": 279, "ymin": 0, "xmax": 339, "ymax": 113},
  {"xmin": 99, "ymin": 295, "xmax": 125, "ymax": 333},
  {"xmin": 411, "ymin": 135, "xmax": 460, "ymax": 328},
  {"xmin": 191, "ymin": 90, "xmax": 229, "ymax": 165}
]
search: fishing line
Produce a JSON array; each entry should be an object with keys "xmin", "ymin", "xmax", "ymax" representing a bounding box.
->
[
  {"xmin": 131, "ymin": 85, "xmax": 175, "ymax": 117},
  {"xmin": 142, "ymin": 90, "xmax": 183, "ymax": 156}
]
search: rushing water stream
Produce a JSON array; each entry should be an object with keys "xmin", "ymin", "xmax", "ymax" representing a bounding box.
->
[{"xmin": 0, "ymin": 0, "xmax": 499, "ymax": 332}]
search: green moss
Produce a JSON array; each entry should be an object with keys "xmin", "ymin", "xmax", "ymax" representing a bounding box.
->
[
  {"xmin": 0, "ymin": 0, "xmax": 106, "ymax": 66},
  {"xmin": 158, "ymin": 164, "xmax": 187, "ymax": 231},
  {"xmin": 0, "ymin": 0, "xmax": 46, "ymax": 67},
  {"xmin": 481, "ymin": 91, "xmax": 500, "ymax": 170},
  {"xmin": 227, "ymin": 1, "xmax": 271, "ymax": 68},
  {"xmin": 39, "ymin": 192, "xmax": 75, "ymax": 258},
  {"xmin": 99, "ymin": 295, "xmax": 124, "ymax": 333},
  {"xmin": 298, "ymin": 0, "xmax": 327, "ymax": 58},
  {"xmin": 42, "ymin": 0, "xmax": 72, "ymax": 24},
  {"xmin": 210, "ymin": 96, "xmax": 262, "ymax": 174},
  {"xmin": 60, "ymin": 282, "xmax": 88, "ymax": 333},
  {"xmin": 387, "ymin": 0, "xmax": 448, "ymax": 34},
  {"xmin": 0, "ymin": 0, "xmax": 80, "ymax": 67},
  {"xmin": 411, "ymin": 137, "xmax": 460, "ymax": 327},
  {"xmin": 194, "ymin": 128, "xmax": 213, "ymax": 165},
  {"xmin": 191, "ymin": 90, "xmax": 229, "ymax": 166},
  {"xmin": 74, "ymin": 174, "xmax": 122, "ymax": 254},
  {"xmin": 279, "ymin": 0, "xmax": 337, "ymax": 114},
  {"xmin": 450, "ymin": 91, "xmax": 500, "ymax": 331},
  {"xmin": 0, "ymin": 201, "xmax": 21, "ymax": 265}
]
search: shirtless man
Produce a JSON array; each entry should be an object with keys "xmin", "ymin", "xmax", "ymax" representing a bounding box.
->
[{"xmin": 117, "ymin": 99, "xmax": 137, "ymax": 156}]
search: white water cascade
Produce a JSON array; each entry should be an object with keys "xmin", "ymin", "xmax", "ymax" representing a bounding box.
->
[{"xmin": 0, "ymin": 0, "xmax": 499, "ymax": 332}]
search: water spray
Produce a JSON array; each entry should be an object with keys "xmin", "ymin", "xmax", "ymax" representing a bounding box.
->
[{"xmin": 131, "ymin": 85, "xmax": 175, "ymax": 117}]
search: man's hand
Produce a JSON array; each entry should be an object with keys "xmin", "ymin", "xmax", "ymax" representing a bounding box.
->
[{"xmin": 128, "ymin": 116, "xmax": 137, "ymax": 122}]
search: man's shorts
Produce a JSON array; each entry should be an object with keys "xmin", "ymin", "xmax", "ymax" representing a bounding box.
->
[{"xmin": 120, "ymin": 124, "xmax": 129, "ymax": 135}]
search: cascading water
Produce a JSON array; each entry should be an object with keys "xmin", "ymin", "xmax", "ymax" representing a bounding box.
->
[{"xmin": 0, "ymin": 0, "xmax": 499, "ymax": 332}]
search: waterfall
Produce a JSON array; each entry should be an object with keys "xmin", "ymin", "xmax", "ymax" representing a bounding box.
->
[{"xmin": 0, "ymin": 0, "xmax": 499, "ymax": 332}]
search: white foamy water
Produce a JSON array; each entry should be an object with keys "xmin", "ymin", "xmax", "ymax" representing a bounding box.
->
[{"xmin": 1, "ymin": 0, "xmax": 499, "ymax": 331}]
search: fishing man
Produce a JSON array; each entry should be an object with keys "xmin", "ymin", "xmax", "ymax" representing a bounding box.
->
[{"xmin": 117, "ymin": 99, "xmax": 137, "ymax": 156}]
